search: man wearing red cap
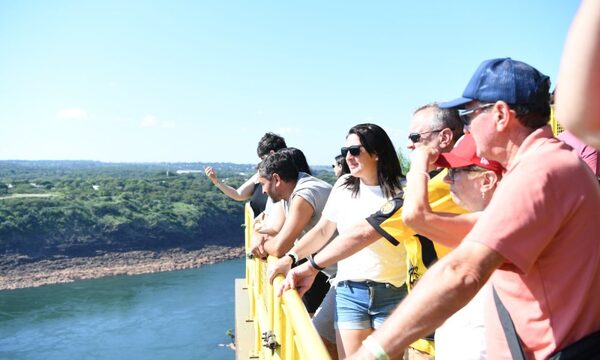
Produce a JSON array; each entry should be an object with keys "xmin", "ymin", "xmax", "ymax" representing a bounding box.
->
[
  {"xmin": 349, "ymin": 58, "xmax": 600, "ymax": 360},
  {"xmin": 402, "ymin": 133, "xmax": 504, "ymax": 360}
]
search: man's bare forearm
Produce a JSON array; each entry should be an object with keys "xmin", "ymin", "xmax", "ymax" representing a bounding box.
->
[{"xmin": 351, "ymin": 242, "xmax": 503, "ymax": 359}]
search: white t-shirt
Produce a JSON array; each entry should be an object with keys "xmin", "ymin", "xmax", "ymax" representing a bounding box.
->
[
  {"xmin": 322, "ymin": 175, "xmax": 406, "ymax": 287},
  {"xmin": 434, "ymin": 284, "xmax": 487, "ymax": 360}
]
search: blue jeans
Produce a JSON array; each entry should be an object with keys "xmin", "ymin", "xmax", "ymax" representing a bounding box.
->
[{"xmin": 335, "ymin": 280, "xmax": 407, "ymax": 330}]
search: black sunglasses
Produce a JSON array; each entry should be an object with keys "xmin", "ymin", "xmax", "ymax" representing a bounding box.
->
[
  {"xmin": 341, "ymin": 145, "xmax": 362, "ymax": 157},
  {"xmin": 408, "ymin": 129, "xmax": 445, "ymax": 143}
]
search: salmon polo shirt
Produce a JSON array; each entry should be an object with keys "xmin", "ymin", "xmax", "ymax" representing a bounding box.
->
[{"xmin": 463, "ymin": 126, "xmax": 600, "ymax": 359}]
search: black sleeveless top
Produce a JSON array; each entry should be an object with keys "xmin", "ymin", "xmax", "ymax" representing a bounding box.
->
[{"xmin": 249, "ymin": 183, "xmax": 267, "ymax": 216}]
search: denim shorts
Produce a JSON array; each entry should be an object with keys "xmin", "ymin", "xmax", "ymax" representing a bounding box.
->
[{"xmin": 335, "ymin": 280, "xmax": 407, "ymax": 330}]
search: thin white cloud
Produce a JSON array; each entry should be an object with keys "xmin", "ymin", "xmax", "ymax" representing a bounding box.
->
[
  {"xmin": 140, "ymin": 114, "xmax": 176, "ymax": 129},
  {"xmin": 56, "ymin": 108, "xmax": 90, "ymax": 122},
  {"xmin": 140, "ymin": 115, "xmax": 159, "ymax": 127}
]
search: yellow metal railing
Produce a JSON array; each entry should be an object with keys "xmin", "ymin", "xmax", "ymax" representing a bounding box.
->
[
  {"xmin": 550, "ymin": 105, "xmax": 564, "ymax": 136},
  {"xmin": 243, "ymin": 203, "xmax": 330, "ymax": 360}
]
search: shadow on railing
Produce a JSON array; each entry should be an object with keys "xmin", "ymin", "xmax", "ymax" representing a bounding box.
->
[{"xmin": 243, "ymin": 203, "xmax": 330, "ymax": 360}]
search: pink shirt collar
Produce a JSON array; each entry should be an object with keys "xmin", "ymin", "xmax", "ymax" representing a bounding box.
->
[{"xmin": 506, "ymin": 125, "xmax": 555, "ymax": 173}]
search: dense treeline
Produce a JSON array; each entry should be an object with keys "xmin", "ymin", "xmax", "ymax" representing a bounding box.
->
[{"xmin": 0, "ymin": 161, "xmax": 334, "ymax": 259}]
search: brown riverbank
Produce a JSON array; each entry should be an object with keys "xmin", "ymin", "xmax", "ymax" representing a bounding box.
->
[{"xmin": 0, "ymin": 245, "xmax": 245, "ymax": 291}]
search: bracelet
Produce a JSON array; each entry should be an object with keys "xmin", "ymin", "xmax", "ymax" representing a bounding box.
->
[
  {"xmin": 308, "ymin": 256, "xmax": 325, "ymax": 271},
  {"xmin": 362, "ymin": 335, "xmax": 390, "ymax": 360},
  {"xmin": 407, "ymin": 171, "xmax": 430, "ymax": 180},
  {"xmin": 286, "ymin": 251, "xmax": 298, "ymax": 266}
]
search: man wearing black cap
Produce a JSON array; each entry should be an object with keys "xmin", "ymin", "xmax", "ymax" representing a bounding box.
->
[{"xmin": 348, "ymin": 58, "xmax": 600, "ymax": 360}]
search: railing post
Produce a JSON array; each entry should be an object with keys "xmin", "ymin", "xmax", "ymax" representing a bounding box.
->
[{"xmin": 242, "ymin": 203, "xmax": 330, "ymax": 360}]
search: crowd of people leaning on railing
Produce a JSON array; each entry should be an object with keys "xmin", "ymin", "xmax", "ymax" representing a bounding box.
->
[{"xmin": 205, "ymin": 2, "xmax": 600, "ymax": 359}]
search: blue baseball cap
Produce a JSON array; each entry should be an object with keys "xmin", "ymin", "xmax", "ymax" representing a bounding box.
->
[{"xmin": 440, "ymin": 58, "xmax": 551, "ymax": 109}]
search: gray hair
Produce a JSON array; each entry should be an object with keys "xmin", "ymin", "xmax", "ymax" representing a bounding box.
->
[{"xmin": 413, "ymin": 103, "xmax": 464, "ymax": 146}]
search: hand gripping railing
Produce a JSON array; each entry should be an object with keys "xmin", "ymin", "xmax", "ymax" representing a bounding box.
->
[{"xmin": 244, "ymin": 203, "xmax": 330, "ymax": 360}]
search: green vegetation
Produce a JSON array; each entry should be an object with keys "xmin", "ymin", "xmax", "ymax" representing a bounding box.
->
[
  {"xmin": 0, "ymin": 161, "xmax": 334, "ymax": 259},
  {"xmin": 398, "ymin": 148, "xmax": 411, "ymax": 175}
]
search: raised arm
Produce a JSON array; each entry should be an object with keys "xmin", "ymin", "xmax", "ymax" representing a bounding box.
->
[
  {"xmin": 205, "ymin": 166, "xmax": 257, "ymax": 201},
  {"xmin": 402, "ymin": 147, "xmax": 479, "ymax": 248},
  {"xmin": 556, "ymin": 0, "xmax": 600, "ymax": 148}
]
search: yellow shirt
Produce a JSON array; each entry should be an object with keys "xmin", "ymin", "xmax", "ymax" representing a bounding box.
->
[{"xmin": 366, "ymin": 170, "xmax": 467, "ymax": 354}]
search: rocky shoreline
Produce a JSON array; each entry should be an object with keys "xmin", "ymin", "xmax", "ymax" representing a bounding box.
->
[{"xmin": 0, "ymin": 245, "xmax": 245, "ymax": 291}]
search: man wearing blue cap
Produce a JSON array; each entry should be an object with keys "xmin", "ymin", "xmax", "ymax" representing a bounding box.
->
[{"xmin": 349, "ymin": 58, "xmax": 600, "ymax": 360}]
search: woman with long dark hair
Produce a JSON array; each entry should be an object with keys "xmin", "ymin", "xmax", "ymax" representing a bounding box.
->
[{"xmin": 268, "ymin": 123, "xmax": 407, "ymax": 358}]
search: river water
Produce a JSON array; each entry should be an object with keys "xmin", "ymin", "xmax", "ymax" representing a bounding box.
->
[{"xmin": 0, "ymin": 258, "xmax": 245, "ymax": 359}]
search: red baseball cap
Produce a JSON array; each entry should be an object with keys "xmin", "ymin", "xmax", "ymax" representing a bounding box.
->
[{"xmin": 435, "ymin": 134, "xmax": 504, "ymax": 174}]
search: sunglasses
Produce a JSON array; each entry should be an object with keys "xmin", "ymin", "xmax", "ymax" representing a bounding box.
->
[
  {"xmin": 447, "ymin": 166, "xmax": 483, "ymax": 181},
  {"xmin": 341, "ymin": 145, "xmax": 362, "ymax": 157},
  {"xmin": 458, "ymin": 103, "xmax": 494, "ymax": 126},
  {"xmin": 408, "ymin": 129, "xmax": 445, "ymax": 143}
]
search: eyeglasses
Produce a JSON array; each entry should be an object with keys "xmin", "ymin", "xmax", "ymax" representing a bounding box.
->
[
  {"xmin": 447, "ymin": 167, "xmax": 483, "ymax": 182},
  {"xmin": 341, "ymin": 145, "xmax": 362, "ymax": 157},
  {"xmin": 408, "ymin": 129, "xmax": 445, "ymax": 143},
  {"xmin": 458, "ymin": 103, "xmax": 494, "ymax": 126}
]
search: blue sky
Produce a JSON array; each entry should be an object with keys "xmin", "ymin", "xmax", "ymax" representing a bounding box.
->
[{"xmin": 0, "ymin": 1, "xmax": 579, "ymax": 166}]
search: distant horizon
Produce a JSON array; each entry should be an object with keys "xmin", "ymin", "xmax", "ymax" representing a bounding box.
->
[{"xmin": 0, "ymin": 159, "xmax": 334, "ymax": 167}]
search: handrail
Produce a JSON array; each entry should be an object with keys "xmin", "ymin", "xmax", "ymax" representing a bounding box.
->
[{"xmin": 243, "ymin": 203, "xmax": 330, "ymax": 360}]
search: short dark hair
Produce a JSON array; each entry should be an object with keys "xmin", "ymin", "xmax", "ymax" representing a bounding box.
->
[
  {"xmin": 414, "ymin": 103, "xmax": 464, "ymax": 146},
  {"xmin": 509, "ymin": 86, "xmax": 551, "ymax": 129},
  {"xmin": 258, "ymin": 151, "xmax": 299, "ymax": 182},
  {"xmin": 256, "ymin": 132, "xmax": 287, "ymax": 158},
  {"xmin": 342, "ymin": 123, "xmax": 403, "ymax": 198},
  {"xmin": 278, "ymin": 147, "xmax": 312, "ymax": 175}
]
